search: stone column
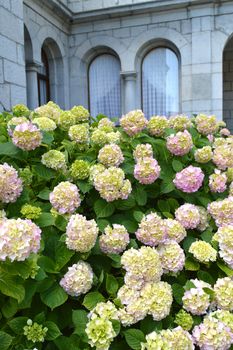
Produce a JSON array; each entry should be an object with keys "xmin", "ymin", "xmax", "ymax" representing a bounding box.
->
[
  {"xmin": 25, "ymin": 62, "xmax": 40, "ymax": 109},
  {"xmin": 121, "ymin": 71, "xmax": 137, "ymax": 114}
]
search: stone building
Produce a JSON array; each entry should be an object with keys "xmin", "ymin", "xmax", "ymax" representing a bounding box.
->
[{"xmin": 1, "ymin": 0, "xmax": 233, "ymax": 129}]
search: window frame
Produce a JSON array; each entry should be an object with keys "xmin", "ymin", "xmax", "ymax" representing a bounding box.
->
[
  {"xmin": 140, "ymin": 44, "xmax": 181, "ymax": 117},
  {"xmin": 37, "ymin": 48, "xmax": 50, "ymax": 106}
]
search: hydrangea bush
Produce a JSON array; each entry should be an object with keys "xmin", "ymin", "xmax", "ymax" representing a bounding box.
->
[{"xmin": 0, "ymin": 103, "xmax": 232, "ymax": 350}]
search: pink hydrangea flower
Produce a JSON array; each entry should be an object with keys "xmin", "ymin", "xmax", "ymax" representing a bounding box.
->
[
  {"xmin": 135, "ymin": 213, "xmax": 167, "ymax": 246},
  {"xmin": 134, "ymin": 157, "xmax": 161, "ymax": 184},
  {"xmin": 175, "ymin": 203, "xmax": 200, "ymax": 229},
  {"xmin": 12, "ymin": 122, "xmax": 42, "ymax": 151},
  {"xmin": 209, "ymin": 170, "xmax": 227, "ymax": 193},
  {"xmin": 120, "ymin": 110, "xmax": 147, "ymax": 136},
  {"xmin": 0, "ymin": 163, "xmax": 23, "ymax": 203},
  {"xmin": 50, "ymin": 181, "xmax": 81, "ymax": 214},
  {"xmin": 166, "ymin": 130, "xmax": 193, "ymax": 156},
  {"xmin": 173, "ymin": 166, "xmax": 204, "ymax": 193}
]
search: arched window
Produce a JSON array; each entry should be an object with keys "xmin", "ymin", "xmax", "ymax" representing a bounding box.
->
[
  {"xmin": 88, "ymin": 54, "xmax": 121, "ymax": 118},
  {"xmin": 142, "ymin": 47, "xmax": 179, "ymax": 118},
  {"xmin": 37, "ymin": 49, "xmax": 50, "ymax": 105}
]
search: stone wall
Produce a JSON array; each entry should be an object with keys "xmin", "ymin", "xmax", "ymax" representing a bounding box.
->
[{"xmin": 0, "ymin": 0, "xmax": 26, "ymax": 111}]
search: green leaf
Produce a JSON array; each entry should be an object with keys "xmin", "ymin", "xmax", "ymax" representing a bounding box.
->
[
  {"xmin": 116, "ymin": 195, "xmax": 136, "ymax": 210},
  {"xmin": 133, "ymin": 211, "xmax": 144, "ymax": 222},
  {"xmin": 106, "ymin": 274, "xmax": 119, "ymax": 296},
  {"xmin": 97, "ymin": 219, "xmax": 109, "ymax": 232},
  {"xmin": 35, "ymin": 213, "xmax": 55, "ymax": 227},
  {"xmin": 124, "ymin": 329, "xmax": 145, "ymax": 350},
  {"xmin": 0, "ymin": 142, "xmax": 24, "ymax": 158},
  {"xmin": 201, "ymin": 229, "xmax": 214, "ymax": 243},
  {"xmin": 41, "ymin": 283, "xmax": 68, "ymax": 310},
  {"xmin": 1, "ymin": 298, "xmax": 18, "ymax": 318},
  {"xmin": 184, "ymin": 280, "xmax": 196, "ymax": 291},
  {"xmin": 172, "ymin": 159, "xmax": 184, "ymax": 172},
  {"xmin": 94, "ymin": 199, "xmax": 115, "ymax": 218},
  {"xmin": 203, "ymin": 288, "xmax": 215, "ymax": 300},
  {"xmin": 157, "ymin": 199, "xmax": 170, "ymax": 213},
  {"xmin": 44, "ymin": 321, "xmax": 61, "ymax": 340},
  {"xmin": 197, "ymin": 270, "xmax": 215, "ymax": 285},
  {"xmin": 55, "ymin": 215, "xmax": 68, "ymax": 231},
  {"xmin": 33, "ymin": 164, "xmax": 56, "ymax": 180},
  {"xmin": 0, "ymin": 331, "xmax": 13, "ymax": 350},
  {"xmin": 122, "ymin": 220, "xmax": 137, "ymax": 233},
  {"xmin": 72, "ymin": 310, "xmax": 88, "ymax": 335},
  {"xmin": 8, "ymin": 317, "xmax": 28, "ymax": 334},
  {"xmin": 160, "ymin": 181, "xmax": 175, "ymax": 194},
  {"xmin": 0, "ymin": 272, "xmax": 25, "ymax": 303},
  {"xmin": 185, "ymin": 257, "xmax": 200, "ymax": 271},
  {"xmin": 112, "ymin": 320, "xmax": 121, "ymax": 336},
  {"xmin": 77, "ymin": 180, "xmax": 93, "ymax": 194},
  {"xmin": 42, "ymin": 132, "xmax": 54, "ymax": 145},
  {"xmin": 82, "ymin": 291, "xmax": 105, "ymax": 310},
  {"xmin": 54, "ymin": 242, "xmax": 74, "ymax": 271},
  {"xmin": 140, "ymin": 317, "xmax": 162, "ymax": 334},
  {"xmin": 38, "ymin": 256, "xmax": 56, "ymax": 273},
  {"xmin": 217, "ymin": 262, "xmax": 233, "ymax": 277},
  {"xmin": 37, "ymin": 188, "xmax": 50, "ymax": 200},
  {"xmin": 134, "ymin": 186, "xmax": 147, "ymax": 206},
  {"xmin": 172, "ymin": 283, "xmax": 184, "ymax": 305}
]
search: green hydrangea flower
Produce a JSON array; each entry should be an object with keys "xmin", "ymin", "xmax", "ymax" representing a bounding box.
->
[
  {"xmin": 174, "ymin": 309, "xmax": 193, "ymax": 331},
  {"xmin": 21, "ymin": 204, "xmax": 42, "ymax": 220},
  {"xmin": 70, "ymin": 160, "xmax": 90, "ymax": 180}
]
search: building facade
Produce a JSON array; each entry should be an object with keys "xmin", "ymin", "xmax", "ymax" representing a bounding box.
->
[{"xmin": 1, "ymin": 0, "xmax": 233, "ymax": 129}]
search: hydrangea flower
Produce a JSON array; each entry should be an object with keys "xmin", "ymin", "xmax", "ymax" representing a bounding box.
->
[
  {"xmin": 121, "ymin": 246, "xmax": 163, "ymax": 286},
  {"xmin": 120, "ymin": 110, "xmax": 147, "ymax": 136},
  {"xmin": 194, "ymin": 146, "xmax": 213, "ymax": 163},
  {"xmin": 208, "ymin": 197, "xmax": 233, "ymax": 227},
  {"xmin": 12, "ymin": 122, "xmax": 42, "ymax": 151},
  {"xmin": 85, "ymin": 315, "xmax": 116, "ymax": 350},
  {"xmin": 34, "ymin": 102, "xmax": 60, "ymax": 123},
  {"xmin": 0, "ymin": 218, "xmax": 41, "ymax": 261},
  {"xmin": 50, "ymin": 181, "xmax": 81, "ymax": 214},
  {"xmin": 134, "ymin": 157, "xmax": 161, "ymax": 184},
  {"xmin": 98, "ymin": 118, "xmax": 115, "ymax": 133},
  {"xmin": 12, "ymin": 104, "xmax": 30, "ymax": 117},
  {"xmin": 65, "ymin": 214, "xmax": 98, "ymax": 253},
  {"xmin": 220, "ymin": 128, "xmax": 231, "ymax": 137},
  {"xmin": 117, "ymin": 284, "xmax": 140, "ymax": 306},
  {"xmin": 214, "ymin": 277, "xmax": 233, "ymax": 311},
  {"xmin": 41, "ymin": 150, "xmax": 66, "ymax": 171},
  {"xmin": 147, "ymin": 115, "xmax": 168, "ymax": 136},
  {"xmin": 213, "ymin": 225, "xmax": 233, "ymax": 268},
  {"xmin": 196, "ymin": 206, "xmax": 210, "ymax": 232},
  {"xmin": 169, "ymin": 115, "xmax": 192, "ymax": 131},
  {"xmin": 98, "ymin": 144, "xmax": 124, "ymax": 167},
  {"xmin": 135, "ymin": 212, "xmax": 167, "ymax": 246},
  {"xmin": 182, "ymin": 287, "xmax": 210, "ymax": 315},
  {"xmin": 192, "ymin": 315, "xmax": 233, "ymax": 350},
  {"xmin": 106, "ymin": 131, "xmax": 121, "ymax": 144},
  {"xmin": 60, "ymin": 261, "xmax": 93, "ymax": 296},
  {"xmin": 68, "ymin": 123, "xmax": 89, "ymax": 143},
  {"xmin": 99, "ymin": 224, "xmax": 129, "ymax": 254},
  {"xmin": 209, "ymin": 169, "xmax": 228, "ymax": 193},
  {"xmin": 93, "ymin": 167, "xmax": 132, "ymax": 202},
  {"xmin": 0, "ymin": 163, "xmax": 23, "ymax": 203},
  {"xmin": 157, "ymin": 240, "xmax": 185, "ymax": 273},
  {"xmin": 89, "ymin": 164, "xmax": 106, "ymax": 182},
  {"xmin": 89, "ymin": 301, "xmax": 118, "ymax": 321},
  {"xmin": 33, "ymin": 117, "xmax": 57, "ymax": 131},
  {"xmin": 58, "ymin": 111, "xmax": 76, "ymax": 130},
  {"xmin": 213, "ymin": 143, "xmax": 233, "ymax": 170},
  {"xmin": 20, "ymin": 204, "xmax": 42, "ymax": 220},
  {"xmin": 173, "ymin": 166, "xmax": 204, "ymax": 193},
  {"xmin": 19, "ymin": 167, "xmax": 33, "ymax": 185},
  {"xmin": 164, "ymin": 219, "xmax": 187, "ymax": 243},
  {"xmin": 91, "ymin": 129, "xmax": 108, "ymax": 146},
  {"xmin": 211, "ymin": 310, "xmax": 233, "ymax": 333},
  {"xmin": 133, "ymin": 143, "xmax": 153, "ymax": 161},
  {"xmin": 70, "ymin": 105, "xmax": 89, "ymax": 122},
  {"xmin": 70, "ymin": 159, "xmax": 90, "ymax": 180},
  {"xmin": 175, "ymin": 203, "xmax": 200, "ymax": 229},
  {"xmin": 189, "ymin": 241, "xmax": 217, "ymax": 263},
  {"xmin": 195, "ymin": 114, "xmax": 219, "ymax": 135},
  {"xmin": 23, "ymin": 319, "xmax": 48, "ymax": 343},
  {"xmin": 174, "ymin": 309, "xmax": 193, "ymax": 331},
  {"xmin": 7, "ymin": 116, "xmax": 28, "ymax": 136},
  {"xmin": 166, "ymin": 130, "xmax": 193, "ymax": 156}
]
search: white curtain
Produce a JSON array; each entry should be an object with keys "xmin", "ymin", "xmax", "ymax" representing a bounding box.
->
[
  {"xmin": 89, "ymin": 54, "xmax": 121, "ymax": 118},
  {"xmin": 142, "ymin": 48, "xmax": 179, "ymax": 118}
]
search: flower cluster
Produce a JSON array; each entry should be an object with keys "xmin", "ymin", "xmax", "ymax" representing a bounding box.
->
[
  {"xmin": 182, "ymin": 280, "xmax": 211, "ymax": 315},
  {"xmin": 157, "ymin": 240, "xmax": 185, "ymax": 273},
  {"xmin": 70, "ymin": 105, "xmax": 89, "ymax": 122},
  {"xmin": 65, "ymin": 214, "xmax": 98, "ymax": 252},
  {"xmin": 195, "ymin": 114, "xmax": 219, "ymax": 135},
  {"xmin": 211, "ymin": 310, "xmax": 233, "ymax": 332},
  {"xmin": 23, "ymin": 319, "xmax": 48, "ymax": 343},
  {"xmin": 12, "ymin": 122, "xmax": 42, "ymax": 151},
  {"xmin": 93, "ymin": 167, "xmax": 132, "ymax": 202},
  {"xmin": 189, "ymin": 240, "xmax": 217, "ymax": 263},
  {"xmin": 19, "ymin": 166, "xmax": 33, "ymax": 185},
  {"xmin": 34, "ymin": 102, "xmax": 60, "ymax": 123},
  {"xmin": 147, "ymin": 115, "xmax": 168, "ymax": 136},
  {"xmin": 133, "ymin": 143, "xmax": 153, "ymax": 161},
  {"xmin": 142, "ymin": 327, "xmax": 194, "ymax": 350},
  {"xmin": 68, "ymin": 123, "xmax": 89, "ymax": 143},
  {"xmin": 60, "ymin": 261, "xmax": 93, "ymax": 296},
  {"xmin": 120, "ymin": 110, "xmax": 147, "ymax": 136},
  {"xmin": 220, "ymin": 128, "xmax": 231, "ymax": 137},
  {"xmin": 209, "ymin": 169, "xmax": 227, "ymax": 193},
  {"xmin": 0, "ymin": 218, "xmax": 41, "ymax": 261},
  {"xmin": 214, "ymin": 277, "xmax": 233, "ymax": 310},
  {"xmin": 169, "ymin": 115, "xmax": 192, "ymax": 131},
  {"xmin": 33, "ymin": 117, "xmax": 57, "ymax": 131},
  {"xmin": 7, "ymin": 116, "xmax": 28, "ymax": 136},
  {"xmin": 227, "ymin": 167, "xmax": 233, "ymax": 182},
  {"xmin": 0, "ymin": 163, "xmax": 23, "ymax": 203},
  {"xmin": 20, "ymin": 204, "xmax": 42, "ymax": 220},
  {"xmin": 98, "ymin": 144, "xmax": 124, "ymax": 167},
  {"xmin": 192, "ymin": 313, "xmax": 233, "ymax": 350},
  {"xmin": 213, "ymin": 225, "xmax": 233, "ymax": 268},
  {"xmin": 41, "ymin": 150, "xmax": 66, "ymax": 171},
  {"xmin": 194, "ymin": 146, "xmax": 213, "ymax": 163},
  {"xmin": 196, "ymin": 206, "xmax": 209, "ymax": 232},
  {"xmin": 98, "ymin": 118, "xmax": 115, "ymax": 133},
  {"xmin": 70, "ymin": 159, "xmax": 90, "ymax": 180},
  {"xmin": 135, "ymin": 213, "xmax": 167, "ymax": 246},
  {"xmin": 208, "ymin": 197, "xmax": 233, "ymax": 227},
  {"xmin": 166, "ymin": 130, "xmax": 193, "ymax": 156},
  {"xmin": 174, "ymin": 309, "xmax": 193, "ymax": 331},
  {"xmin": 164, "ymin": 219, "xmax": 187, "ymax": 242},
  {"xmin": 12, "ymin": 104, "xmax": 30, "ymax": 117},
  {"xmin": 134, "ymin": 157, "xmax": 161, "ymax": 184},
  {"xmin": 213, "ymin": 143, "xmax": 233, "ymax": 170},
  {"xmin": 91, "ymin": 129, "xmax": 108, "ymax": 146},
  {"xmin": 58, "ymin": 111, "xmax": 76, "ymax": 130},
  {"xmin": 173, "ymin": 165, "xmax": 204, "ymax": 192},
  {"xmin": 49, "ymin": 181, "xmax": 81, "ymax": 214},
  {"xmin": 99, "ymin": 224, "xmax": 129, "ymax": 254},
  {"xmin": 175, "ymin": 203, "xmax": 200, "ymax": 229}
]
